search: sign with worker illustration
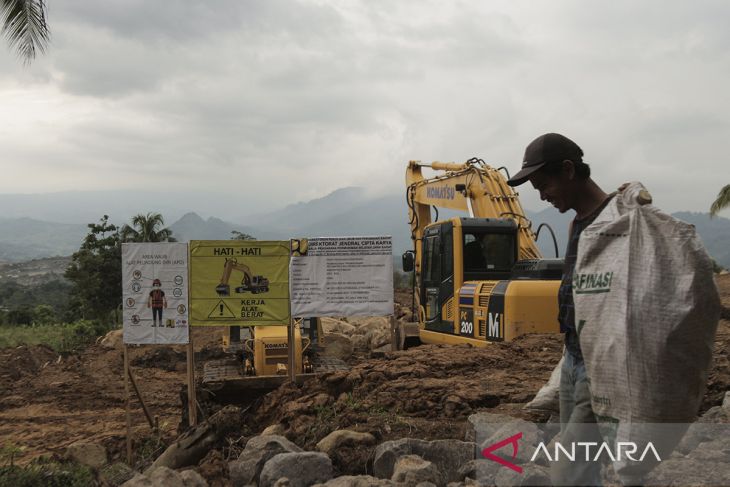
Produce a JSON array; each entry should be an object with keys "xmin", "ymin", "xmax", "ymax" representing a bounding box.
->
[
  {"xmin": 290, "ymin": 236, "xmax": 394, "ymax": 317},
  {"xmin": 122, "ymin": 243, "xmax": 189, "ymax": 345},
  {"xmin": 189, "ymin": 240, "xmax": 291, "ymax": 326}
]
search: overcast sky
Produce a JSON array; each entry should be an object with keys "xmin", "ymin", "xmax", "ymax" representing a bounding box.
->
[{"xmin": 1, "ymin": 0, "xmax": 728, "ymax": 216}]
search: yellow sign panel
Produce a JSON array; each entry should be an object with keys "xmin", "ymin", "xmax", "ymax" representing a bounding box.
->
[{"xmin": 189, "ymin": 240, "xmax": 290, "ymax": 326}]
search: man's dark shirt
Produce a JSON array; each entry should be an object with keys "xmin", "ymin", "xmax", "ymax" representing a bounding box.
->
[{"xmin": 559, "ymin": 195, "xmax": 614, "ymax": 359}]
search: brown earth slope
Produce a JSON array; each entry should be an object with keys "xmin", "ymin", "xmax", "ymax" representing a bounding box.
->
[{"xmin": 0, "ymin": 275, "xmax": 727, "ymax": 479}]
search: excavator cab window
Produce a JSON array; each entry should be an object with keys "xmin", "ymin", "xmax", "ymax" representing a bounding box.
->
[
  {"xmin": 423, "ymin": 235, "xmax": 441, "ymax": 283},
  {"xmin": 421, "ymin": 222, "xmax": 455, "ymax": 331},
  {"xmin": 463, "ymin": 229, "xmax": 516, "ymax": 281}
]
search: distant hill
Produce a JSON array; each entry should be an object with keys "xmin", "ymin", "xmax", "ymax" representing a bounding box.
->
[
  {"xmin": 0, "ymin": 256, "xmax": 72, "ymax": 286},
  {"xmin": 0, "ymin": 191, "xmax": 207, "ymax": 224},
  {"xmin": 0, "ymin": 218, "xmax": 86, "ymax": 262},
  {"xmin": 247, "ymin": 187, "xmax": 371, "ymax": 231},
  {"xmin": 168, "ymin": 213, "xmax": 257, "ymax": 242},
  {"xmin": 0, "ymin": 189, "xmax": 729, "ymax": 270}
]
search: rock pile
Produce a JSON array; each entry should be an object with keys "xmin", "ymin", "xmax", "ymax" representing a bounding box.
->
[{"xmin": 320, "ymin": 317, "xmax": 394, "ymax": 360}]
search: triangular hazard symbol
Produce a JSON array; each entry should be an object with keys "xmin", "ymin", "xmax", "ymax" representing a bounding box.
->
[{"xmin": 208, "ymin": 300, "xmax": 237, "ymax": 319}]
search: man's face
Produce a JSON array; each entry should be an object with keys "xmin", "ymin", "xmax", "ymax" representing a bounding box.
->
[{"xmin": 529, "ymin": 166, "xmax": 573, "ymax": 213}]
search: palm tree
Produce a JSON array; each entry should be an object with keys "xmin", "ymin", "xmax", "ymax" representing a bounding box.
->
[
  {"xmin": 121, "ymin": 213, "xmax": 176, "ymax": 242},
  {"xmin": 710, "ymin": 185, "xmax": 730, "ymax": 218},
  {"xmin": 1, "ymin": 0, "xmax": 49, "ymax": 64}
]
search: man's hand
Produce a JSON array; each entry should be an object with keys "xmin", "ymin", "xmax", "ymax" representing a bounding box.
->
[{"xmin": 618, "ymin": 182, "xmax": 652, "ymax": 205}]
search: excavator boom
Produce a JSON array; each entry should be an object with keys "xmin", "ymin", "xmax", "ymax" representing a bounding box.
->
[{"xmin": 406, "ymin": 159, "xmax": 541, "ymax": 267}]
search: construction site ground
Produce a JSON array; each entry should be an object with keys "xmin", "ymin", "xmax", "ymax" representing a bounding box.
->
[{"xmin": 1, "ymin": 275, "xmax": 728, "ymax": 484}]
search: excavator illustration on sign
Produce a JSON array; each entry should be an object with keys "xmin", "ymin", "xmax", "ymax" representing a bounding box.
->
[
  {"xmin": 215, "ymin": 258, "xmax": 270, "ymax": 296},
  {"xmin": 397, "ymin": 158, "xmax": 563, "ymax": 349}
]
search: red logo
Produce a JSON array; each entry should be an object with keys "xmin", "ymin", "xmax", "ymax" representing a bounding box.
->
[{"xmin": 481, "ymin": 432, "xmax": 523, "ymax": 473}]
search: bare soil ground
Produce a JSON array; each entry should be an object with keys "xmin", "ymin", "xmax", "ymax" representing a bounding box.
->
[{"xmin": 1, "ymin": 275, "xmax": 728, "ymax": 484}]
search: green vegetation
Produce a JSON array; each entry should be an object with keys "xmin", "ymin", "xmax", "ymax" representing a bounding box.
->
[
  {"xmin": 710, "ymin": 184, "xmax": 730, "ymax": 218},
  {"xmin": 0, "ymin": 459, "xmax": 94, "ymax": 487},
  {"xmin": 0, "ymin": 319, "xmax": 113, "ymax": 353},
  {"xmin": 231, "ymin": 230, "xmax": 256, "ymax": 240},
  {"xmin": 0, "ymin": 280, "xmax": 72, "ymax": 325},
  {"xmin": 1, "ymin": 442, "xmax": 94, "ymax": 486},
  {"xmin": 0, "ymin": 0, "xmax": 50, "ymax": 64},
  {"xmin": 120, "ymin": 212, "xmax": 176, "ymax": 243},
  {"xmin": 65, "ymin": 215, "xmax": 123, "ymax": 322}
]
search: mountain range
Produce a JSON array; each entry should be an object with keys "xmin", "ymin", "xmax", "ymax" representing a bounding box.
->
[{"xmin": 0, "ymin": 189, "xmax": 728, "ymax": 269}]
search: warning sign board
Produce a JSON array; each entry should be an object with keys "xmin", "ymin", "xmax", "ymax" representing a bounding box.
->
[
  {"xmin": 122, "ymin": 243, "xmax": 189, "ymax": 345},
  {"xmin": 189, "ymin": 240, "xmax": 290, "ymax": 326}
]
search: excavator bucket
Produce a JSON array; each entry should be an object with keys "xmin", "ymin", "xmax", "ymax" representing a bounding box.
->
[{"xmin": 215, "ymin": 284, "xmax": 230, "ymax": 296}]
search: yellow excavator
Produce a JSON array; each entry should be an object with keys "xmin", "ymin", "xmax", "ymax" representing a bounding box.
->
[
  {"xmin": 215, "ymin": 258, "xmax": 270, "ymax": 296},
  {"xmin": 399, "ymin": 158, "xmax": 563, "ymax": 348}
]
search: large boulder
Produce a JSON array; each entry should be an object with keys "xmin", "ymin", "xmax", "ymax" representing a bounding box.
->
[
  {"xmin": 458, "ymin": 459, "xmax": 502, "ymax": 485},
  {"xmin": 99, "ymin": 329, "xmax": 123, "ymax": 350},
  {"xmin": 322, "ymin": 333, "xmax": 354, "ymax": 361},
  {"xmin": 366, "ymin": 328, "xmax": 391, "ymax": 350},
  {"xmin": 122, "ymin": 467, "xmax": 208, "ymax": 487},
  {"xmin": 65, "ymin": 441, "xmax": 108, "ymax": 469},
  {"xmin": 229, "ymin": 435, "xmax": 302, "ymax": 487},
  {"xmin": 373, "ymin": 438, "xmax": 474, "ymax": 483},
  {"xmin": 480, "ymin": 420, "xmax": 542, "ymax": 467},
  {"xmin": 465, "ymin": 412, "xmax": 515, "ymax": 444},
  {"xmin": 322, "ymin": 318, "xmax": 357, "ymax": 335},
  {"xmin": 351, "ymin": 317, "xmax": 389, "ymax": 336},
  {"xmin": 351, "ymin": 334, "xmax": 369, "ymax": 352},
  {"xmin": 259, "ymin": 452, "xmax": 333, "ymax": 487},
  {"xmin": 391, "ymin": 455, "xmax": 442, "ymax": 485},
  {"xmin": 316, "ymin": 430, "xmax": 376, "ymax": 456}
]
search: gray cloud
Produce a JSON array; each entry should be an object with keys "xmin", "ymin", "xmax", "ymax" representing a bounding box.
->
[{"xmin": 0, "ymin": 0, "xmax": 728, "ymax": 217}]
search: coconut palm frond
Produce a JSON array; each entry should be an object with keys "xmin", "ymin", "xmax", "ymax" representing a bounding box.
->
[
  {"xmin": 123, "ymin": 213, "xmax": 174, "ymax": 242},
  {"xmin": 1, "ymin": 0, "xmax": 49, "ymax": 64},
  {"xmin": 710, "ymin": 184, "xmax": 730, "ymax": 218}
]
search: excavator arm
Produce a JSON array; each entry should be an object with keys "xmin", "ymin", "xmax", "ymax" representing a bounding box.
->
[
  {"xmin": 406, "ymin": 159, "xmax": 541, "ymax": 279},
  {"xmin": 217, "ymin": 259, "xmax": 253, "ymax": 296}
]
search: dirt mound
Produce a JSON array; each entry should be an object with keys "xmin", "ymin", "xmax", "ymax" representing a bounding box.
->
[
  {"xmin": 0, "ymin": 344, "xmax": 58, "ymax": 390},
  {"xmin": 252, "ymin": 333, "xmax": 563, "ymax": 439},
  {"xmin": 132, "ymin": 347, "xmax": 186, "ymax": 372}
]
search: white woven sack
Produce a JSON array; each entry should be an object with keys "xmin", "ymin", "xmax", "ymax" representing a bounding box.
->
[
  {"xmin": 575, "ymin": 182, "xmax": 720, "ymax": 423},
  {"xmin": 523, "ymin": 356, "xmax": 562, "ymax": 413}
]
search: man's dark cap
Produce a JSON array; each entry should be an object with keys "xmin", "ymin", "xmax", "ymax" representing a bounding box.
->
[{"xmin": 507, "ymin": 133, "xmax": 584, "ymax": 187}]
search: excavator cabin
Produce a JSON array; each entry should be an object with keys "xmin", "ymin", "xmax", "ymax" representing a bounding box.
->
[{"xmin": 402, "ymin": 159, "xmax": 564, "ymax": 346}]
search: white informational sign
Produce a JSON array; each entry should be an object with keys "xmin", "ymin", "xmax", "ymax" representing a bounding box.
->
[
  {"xmin": 122, "ymin": 243, "xmax": 189, "ymax": 345},
  {"xmin": 290, "ymin": 236, "xmax": 394, "ymax": 317}
]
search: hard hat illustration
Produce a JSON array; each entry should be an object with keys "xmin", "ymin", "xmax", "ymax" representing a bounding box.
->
[{"xmin": 153, "ymin": 278, "xmax": 162, "ymax": 286}]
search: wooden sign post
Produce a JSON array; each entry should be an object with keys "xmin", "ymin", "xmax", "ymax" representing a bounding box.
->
[{"xmin": 123, "ymin": 344, "xmax": 132, "ymax": 464}]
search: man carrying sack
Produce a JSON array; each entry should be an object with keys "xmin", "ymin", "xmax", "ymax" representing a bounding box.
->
[
  {"xmin": 508, "ymin": 133, "xmax": 612, "ymax": 486},
  {"xmin": 508, "ymin": 133, "xmax": 721, "ymax": 486}
]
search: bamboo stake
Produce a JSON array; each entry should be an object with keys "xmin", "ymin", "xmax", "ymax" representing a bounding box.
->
[
  {"xmin": 127, "ymin": 366, "xmax": 154, "ymax": 429},
  {"xmin": 124, "ymin": 344, "xmax": 132, "ymax": 464},
  {"xmin": 187, "ymin": 332, "xmax": 197, "ymax": 427}
]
